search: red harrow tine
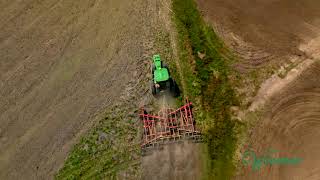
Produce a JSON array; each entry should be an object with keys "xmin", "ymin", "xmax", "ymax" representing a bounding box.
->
[{"xmin": 140, "ymin": 99, "xmax": 201, "ymax": 149}]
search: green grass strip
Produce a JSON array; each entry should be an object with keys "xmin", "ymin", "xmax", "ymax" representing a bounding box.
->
[
  {"xmin": 55, "ymin": 107, "xmax": 141, "ymax": 180},
  {"xmin": 172, "ymin": 0, "xmax": 240, "ymax": 179}
]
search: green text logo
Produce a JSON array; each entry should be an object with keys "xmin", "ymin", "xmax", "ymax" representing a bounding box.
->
[{"xmin": 242, "ymin": 147, "xmax": 303, "ymax": 172}]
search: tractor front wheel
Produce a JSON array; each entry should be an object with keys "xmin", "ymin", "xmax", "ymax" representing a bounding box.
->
[{"xmin": 162, "ymin": 62, "xmax": 168, "ymax": 69}]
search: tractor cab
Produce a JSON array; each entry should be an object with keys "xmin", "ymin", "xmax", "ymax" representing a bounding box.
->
[
  {"xmin": 152, "ymin": 54, "xmax": 169, "ymax": 83},
  {"xmin": 151, "ymin": 54, "xmax": 178, "ymax": 96}
]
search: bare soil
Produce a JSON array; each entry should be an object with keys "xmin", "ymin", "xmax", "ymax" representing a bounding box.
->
[
  {"xmin": 0, "ymin": 0, "xmax": 155, "ymax": 179},
  {"xmin": 237, "ymin": 61, "xmax": 320, "ymax": 179},
  {"xmin": 142, "ymin": 142, "xmax": 203, "ymax": 180},
  {"xmin": 197, "ymin": 0, "xmax": 320, "ymax": 71},
  {"xmin": 196, "ymin": 0, "xmax": 320, "ymax": 179}
]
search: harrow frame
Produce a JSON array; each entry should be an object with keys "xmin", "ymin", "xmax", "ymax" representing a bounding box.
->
[{"xmin": 139, "ymin": 99, "xmax": 201, "ymax": 149}]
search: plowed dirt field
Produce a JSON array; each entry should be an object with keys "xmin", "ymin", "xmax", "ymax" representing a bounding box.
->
[
  {"xmin": 0, "ymin": 0, "xmax": 153, "ymax": 179},
  {"xmin": 197, "ymin": 0, "xmax": 320, "ymax": 179}
]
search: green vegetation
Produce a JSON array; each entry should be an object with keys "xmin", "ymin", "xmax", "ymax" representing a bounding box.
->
[
  {"xmin": 172, "ymin": 0, "xmax": 241, "ymax": 178},
  {"xmin": 55, "ymin": 103, "xmax": 141, "ymax": 179}
]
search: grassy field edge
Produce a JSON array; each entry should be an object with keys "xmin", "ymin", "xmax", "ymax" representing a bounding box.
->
[{"xmin": 171, "ymin": 0, "xmax": 242, "ymax": 178}]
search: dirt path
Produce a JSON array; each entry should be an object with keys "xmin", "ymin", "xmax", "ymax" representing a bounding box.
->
[
  {"xmin": 0, "ymin": 0, "xmax": 158, "ymax": 179},
  {"xmin": 142, "ymin": 142, "xmax": 203, "ymax": 180}
]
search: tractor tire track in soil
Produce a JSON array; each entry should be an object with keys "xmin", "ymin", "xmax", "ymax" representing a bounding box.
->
[{"xmin": 142, "ymin": 142, "xmax": 203, "ymax": 180}]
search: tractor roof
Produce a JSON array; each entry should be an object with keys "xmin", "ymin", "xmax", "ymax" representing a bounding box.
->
[
  {"xmin": 152, "ymin": 54, "xmax": 169, "ymax": 82},
  {"xmin": 154, "ymin": 68, "xmax": 169, "ymax": 82}
]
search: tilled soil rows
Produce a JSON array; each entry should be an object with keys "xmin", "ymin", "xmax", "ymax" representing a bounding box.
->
[
  {"xmin": 237, "ymin": 61, "xmax": 320, "ymax": 179},
  {"xmin": 0, "ymin": 0, "xmax": 154, "ymax": 179},
  {"xmin": 197, "ymin": 0, "xmax": 320, "ymax": 71}
]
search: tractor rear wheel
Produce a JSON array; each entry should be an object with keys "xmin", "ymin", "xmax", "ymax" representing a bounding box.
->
[
  {"xmin": 170, "ymin": 79, "xmax": 179, "ymax": 97},
  {"xmin": 166, "ymin": 81, "xmax": 171, "ymax": 90},
  {"xmin": 151, "ymin": 81, "xmax": 156, "ymax": 96},
  {"xmin": 155, "ymin": 84, "xmax": 160, "ymax": 94}
]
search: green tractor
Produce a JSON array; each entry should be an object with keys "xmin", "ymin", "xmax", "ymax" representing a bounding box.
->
[{"xmin": 151, "ymin": 54, "xmax": 179, "ymax": 96}]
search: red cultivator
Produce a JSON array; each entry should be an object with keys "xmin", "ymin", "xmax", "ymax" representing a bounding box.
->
[{"xmin": 139, "ymin": 99, "xmax": 201, "ymax": 150}]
